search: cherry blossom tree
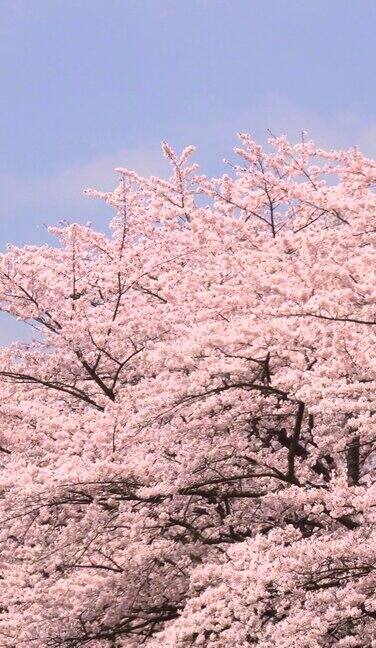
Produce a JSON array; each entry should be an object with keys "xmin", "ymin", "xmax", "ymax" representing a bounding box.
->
[{"xmin": 0, "ymin": 134, "xmax": 375, "ymax": 648}]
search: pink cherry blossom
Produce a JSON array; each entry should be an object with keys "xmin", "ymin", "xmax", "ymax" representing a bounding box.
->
[{"xmin": 0, "ymin": 135, "xmax": 375, "ymax": 647}]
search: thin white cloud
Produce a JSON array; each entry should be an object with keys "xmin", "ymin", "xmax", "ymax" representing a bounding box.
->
[
  {"xmin": 0, "ymin": 146, "xmax": 168, "ymax": 243},
  {"xmin": 45, "ymin": 147, "xmax": 168, "ymax": 201},
  {"xmin": 2, "ymin": 146, "xmax": 167, "ymax": 208},
  {"xmin": 204, "ymin": 93, "xmax": 374, "ymax": 153}
]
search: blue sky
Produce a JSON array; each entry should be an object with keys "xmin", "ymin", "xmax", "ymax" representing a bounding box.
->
[{"xmin": 1, "ymin": 0, "xmax": 376, "ymax": 341}]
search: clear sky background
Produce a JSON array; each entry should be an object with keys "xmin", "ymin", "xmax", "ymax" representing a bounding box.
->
[{"xmin": 1, "ymin": 0, "xmax": 376, "ymax": 341}]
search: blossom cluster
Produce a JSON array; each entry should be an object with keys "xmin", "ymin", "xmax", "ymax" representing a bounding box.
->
[{"xmin": 0, "ymin": 135, "xmax": 375, "ymax": 647}]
